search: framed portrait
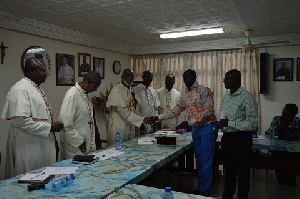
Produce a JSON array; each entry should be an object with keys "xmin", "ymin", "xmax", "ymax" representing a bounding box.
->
[
  {"xmin": 78, "ymin": 53, "xmax": 91, "ymax": 77},
  {"xmin": 273, "ymin": 58, "xmax": 293, "ymax": 81},
  {"xmin": 297, "ymin": 58, "xmax": 300, "ymax": 81},
  {"xmin": 56, "ymin": 53, "xmax": 75, "ymax": 86},
  {"xmin": 93, "ymin": 57, "xmax": 105, "ymax": 79}
]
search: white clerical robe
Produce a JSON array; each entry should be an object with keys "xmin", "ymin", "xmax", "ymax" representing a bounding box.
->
[
  {"xmin": 59, "ymin": 83, "xmax": 96, "ymax": 160},
  {"xmin": 106, "ymin": 83, "xmax": 144, "ymax": 145},
  {"xmin": 58, "ymin": 65, "xmax": 74, "ymax": 84},
  {"xmin": 133, "ymin": 84, "xmax": 160, "ymax": 133},
  {"xmin": 1, "ymin": 77, "xmax": 55, "ymax": 178},
  {"xmin": 133, "ymin": 84, "xmax": 160, "ymax": 117},
  {"xmin": 156, "ymin": 87, "xmax": 188, "ymax": 128}
]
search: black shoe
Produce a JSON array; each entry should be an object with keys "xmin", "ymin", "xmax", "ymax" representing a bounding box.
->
[
  {"xmin": 199, "ymin": 192, "xmax": 210, "ymax": 197},
  {"xmin": 278, "ymin": 180, "xmax": 287, "ymax": 185},
  {"xmin": 288, "ymin": 180, "xmax": 297, "ymax": 187}
]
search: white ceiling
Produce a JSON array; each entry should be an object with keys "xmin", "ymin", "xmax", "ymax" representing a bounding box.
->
[{"xmin": 1, "ymin": 0, "xmax": 300, "ymax": 54}]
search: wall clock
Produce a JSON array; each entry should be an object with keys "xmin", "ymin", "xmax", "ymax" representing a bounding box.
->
[
  {"xmin": 21, "ymin": 46, "xmax": 51, "ymax": 77},
  {"xmin": 113, "ymin": 61, "xmax": 121, "ymax": 74}
]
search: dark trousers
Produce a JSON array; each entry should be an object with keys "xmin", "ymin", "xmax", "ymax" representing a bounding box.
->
[{"xmin": 221, "ymin": 131, "xmax": 253, "ymax": 199}]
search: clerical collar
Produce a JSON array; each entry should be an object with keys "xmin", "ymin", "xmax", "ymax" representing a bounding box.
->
[
  {"xmin": 75, "ymin": 82, "xmax": 86, "ymax": 95},
  {"xmin": 23, "ymin": 76, "xmax": 38, "ymax": 87}
]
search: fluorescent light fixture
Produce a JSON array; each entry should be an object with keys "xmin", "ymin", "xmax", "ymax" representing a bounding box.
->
[{"xmin": 160, "ymin": 27, "xmax": 224, "ymax": 39}]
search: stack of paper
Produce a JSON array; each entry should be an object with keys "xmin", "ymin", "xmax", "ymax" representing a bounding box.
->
[
  {"xmin": 138, "ymin": 137, "xmax": 156, "ymax": 145},
  {"xmin": 92, "ymin": 147, "xmax": 125, "ymax": 160},
  {"xmin": 18, "ymin": 173, "xmax": 52, "ymax": 183}
]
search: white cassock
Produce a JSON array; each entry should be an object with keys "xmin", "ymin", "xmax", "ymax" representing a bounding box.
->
[
  {"xmin": 1, "ymin": 77, "xmax": 55, "ymax": 178},
  {"xmin": 133, "ymin": 84, "xmax": 160, "ymax": 133},
  {"xmin": 106, "ymin": 83, "xmax": 144, "ymax": 145},
  {"xmin": 59, "ymin": 83, "xmax": 96, "ymax": 160},
  {"xmin": 156, "ymin": 87, "xmax": 188, "ymax": 128},
  {"xmin": 58, "ymin": 65, "xmax": 74, "ymax": 84}
]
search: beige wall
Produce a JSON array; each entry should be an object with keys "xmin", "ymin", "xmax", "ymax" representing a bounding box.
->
[
  {"xmin": 260, "ymin": 46, "xmax": 300, "ymax": 133},
  {"xmin": 0, "ymin": 28, "xmax": 131, "ymax": 180}
]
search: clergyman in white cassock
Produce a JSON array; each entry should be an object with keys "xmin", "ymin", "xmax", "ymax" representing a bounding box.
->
[
  {"xmin": 133, "ymin": 71, "xmax": 160, "ymax": 134},
  {"xmin": 59, "ymin": 71, "xmax": 101, "ymax": 160},
  {"xmin": 156, "ymin": 74, "xmax": 188, "ymax": 128},
  {"xmin": 106, "ymin": 69, "xmax": 146, "ymax": 145},
  {"xmin": 1, "ymin": 58, "xmax": 63, "ymax": 179}
]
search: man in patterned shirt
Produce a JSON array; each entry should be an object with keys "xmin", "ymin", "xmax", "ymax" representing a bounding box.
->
[
  {"xmin": 217, "ymin": 69, "xmax": 258, "ymax": 199},
  {"xmin": 152, "ymin": 69, "xmax": 218, "ymax": 197}
]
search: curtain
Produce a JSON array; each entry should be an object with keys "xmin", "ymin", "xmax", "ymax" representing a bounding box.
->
[{"xmin": 132, "ymin": 49, "xmax": 261, "ymax": 132}]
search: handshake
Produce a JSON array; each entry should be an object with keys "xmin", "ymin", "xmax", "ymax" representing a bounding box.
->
[
  {"xmin": 140, "ymin": 116, "xmax": 161, "ymax": 135},
  {"xmin": 143, "ymin": 116, "xmax": 159, "ymax": 125}
]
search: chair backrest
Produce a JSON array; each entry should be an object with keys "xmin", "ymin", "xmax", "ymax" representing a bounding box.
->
[{"xmin": 277, "ymin": 127, "xmax": 300, "ymax": 140}]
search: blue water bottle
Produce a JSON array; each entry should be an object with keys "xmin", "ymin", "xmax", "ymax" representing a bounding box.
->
[
  {"xmin": 161, "ymin": 187, "xmax": 174, "ymax": 199},
  {"xmin": 270, "ymin": 123, "xmax": 275, "ymax": 141},
  {"xmin": 51, "ymin": 173, "xmax": 75, "ymax": 191},
  {"xmin": 115, "ymin": 132, "xmax": 121, "ymax": 150},
  {"xmin": 183, "ymin": 128, "xmax": 186, "ymax": 137}
]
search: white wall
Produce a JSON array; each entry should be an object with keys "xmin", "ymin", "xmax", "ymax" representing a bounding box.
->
[
  {"xmin": 0, "ymin": 28, "xmax": 131, "ymax": 180},
  {"xmin": 260, "ymin": 46, "xmax": 300, "ymax": 133}
]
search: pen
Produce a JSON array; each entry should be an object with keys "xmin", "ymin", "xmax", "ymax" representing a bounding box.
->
[{"xmin": 30, "ymin": 172, "xmax": 45, "ymax": 179}]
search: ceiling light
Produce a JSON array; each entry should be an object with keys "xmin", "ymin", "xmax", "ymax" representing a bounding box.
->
[{"xmin": 160, "ymin": 27, "xmax": 224, "ymax": 39}]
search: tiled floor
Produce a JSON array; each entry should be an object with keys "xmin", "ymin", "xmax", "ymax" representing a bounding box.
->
[{"xmin": 139, "ymin": 166, "xmax": 300, "ymax": 199}]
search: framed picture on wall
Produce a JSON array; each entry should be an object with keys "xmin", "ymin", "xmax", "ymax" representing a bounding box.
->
[
  {"xmin": 297, "ymin": 58, "xmax": 300, "ymax": 81},
  {"xmin": 93, "ymin": 57, "xmax": 105, "ymax": 79},
  {"xmin": 78, "ymin": 53, "xmax": 91, "ymax": 77},
  {"xmin": 273, "ymin": 58, "xmax": 293, "ymax": 81},
  {"xmin": 56, "ymin": 53, "xmax": 75, "ymax": 86}
]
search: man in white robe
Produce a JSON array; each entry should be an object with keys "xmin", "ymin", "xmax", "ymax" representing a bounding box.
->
[
  {"xmin": 1, "ymin": 58, "xmax": 64, "ymax": 179},
  {"xmin": 59, "ymin": 71, "xmax": 102, "ymax": 160},
  {"xmin": 58, "ymin": 57, "xmax": 74, "ymax": 84},
  {"xmin": 156, "ymin": 74, "xmax": 187, "ymax": 128},
  {"xmin": 106, "ymin": 69, "xmax": 149, "ymax": 145},
  {"xmin": 133, "ymin": 71, "xmax": 160, "ymax": 133}
]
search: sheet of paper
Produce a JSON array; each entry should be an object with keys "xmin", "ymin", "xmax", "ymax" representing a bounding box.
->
[
  {"xmin": 155, "ymin": 131, "xmax": 176, "ymax": 135},
  {"xmin": 43, "ymin": 167, "xmax": 78, "ymax": 175},
  {"xmin": 18, "ymin": 173, "xmax": 49, "ymax": 182},
  {"xmin": 138, "ymin": 137, "xmax": 156, "ymax": 144},
  {"xmin": 92, "ymin": 147, "xmax": 124, "ymax": 160}
]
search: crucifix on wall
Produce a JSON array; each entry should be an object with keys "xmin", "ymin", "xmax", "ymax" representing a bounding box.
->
[{"xmin": 1, "ymin": 41, "xmax": 8, "ymax": 64}]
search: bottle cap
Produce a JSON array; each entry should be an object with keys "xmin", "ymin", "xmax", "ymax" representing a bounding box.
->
[
  {"xmin": 116, "ymin": 132, "xmax": 120, "ymax": 135},
  {"xmin": 165, "ymin": 187, "xmax": 171, "ymax": 192}
]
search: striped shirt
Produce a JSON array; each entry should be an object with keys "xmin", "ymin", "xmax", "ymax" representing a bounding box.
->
[
  {"xmin": 220, "ymin": 86, "xmax": 258, "ymax": 132},
  {"xmin": 159, "ymin": 82, "xmax": 216, "ymax": 126}
]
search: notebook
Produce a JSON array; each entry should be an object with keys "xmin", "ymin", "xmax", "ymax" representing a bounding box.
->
[
  {"xmin": 18, "ymin": 173, "xmax": 54, "ymax": 183},
  {"xmin": 277, "ymin": 127, "xmax": 300, "ymax": 140}
]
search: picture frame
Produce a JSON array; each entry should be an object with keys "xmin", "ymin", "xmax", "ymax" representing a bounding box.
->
[
  {"xmin": 93, "ymin": 57, "xmax": 105, "ymax": 79},
  {"xmin": 273, "ymin": 58, "xmax": 293, "ymax": 81},
  {"xmin": 56, "ymin": 53, "xmax": 75, "ymax": 86},
  {"xmin": 78, "ymin": 53, "xmax": 91, "ymax": 77},
  {"xmin": 297, "ymin": 58, "xmax": 300, "ymax": 81}
]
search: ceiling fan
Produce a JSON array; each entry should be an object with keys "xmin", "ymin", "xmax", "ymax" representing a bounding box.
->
[
  {"xmin": 242, "ymin": 30, "xmax": 254, "ymax": 50},
  {"xmin": 222, "ymin": 30, "xmax": 291, "ymax": 49},
  {"xmin": 241, "ymin": 29, "xmax": 290, "ymax": 49}
]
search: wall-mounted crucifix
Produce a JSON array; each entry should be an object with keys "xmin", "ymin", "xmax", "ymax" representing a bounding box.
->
[{"xmin": 1, "ymin": 41, "xmax": 8, "ymax": 64}]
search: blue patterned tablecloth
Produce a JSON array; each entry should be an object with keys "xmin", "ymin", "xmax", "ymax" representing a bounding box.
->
[
  {"xmin": 0, "ymin": 133, "xmax": 193, "ymax": 198},
  {"xmin": 216, "ymin": 134, "xmax": 300, "ymax": 152},
  {"xmin": 106, "ymin": 184, "xmax": 215, "ymax": 199}
]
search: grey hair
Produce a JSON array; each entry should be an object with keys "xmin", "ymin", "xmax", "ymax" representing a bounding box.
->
[{"xmin": 83, "ymin": 71, "xmax": 102, "ymax": 85}]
